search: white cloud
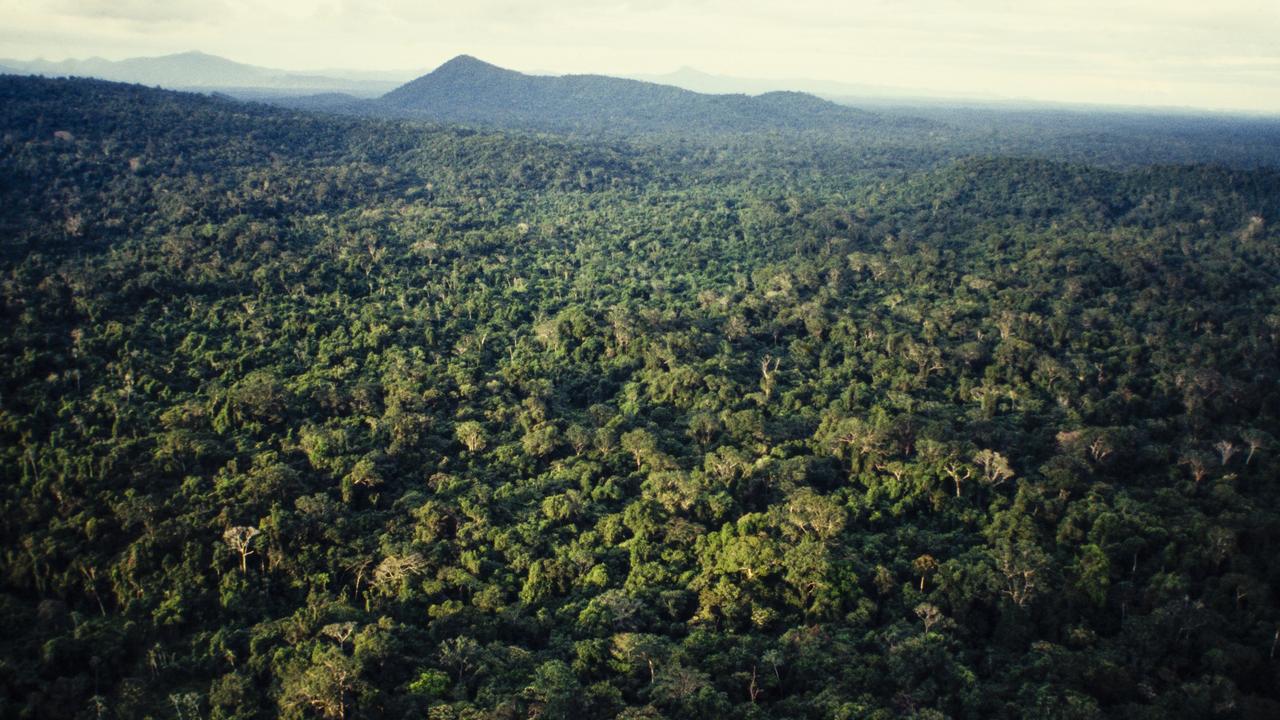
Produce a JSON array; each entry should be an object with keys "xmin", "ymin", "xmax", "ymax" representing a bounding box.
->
[
  {"xmin": 0, "ymin": 0, "xmax": 1276, "ymax": 112},
  {"xmin": 49, "ymin": 0, "xmax": 224, "ymax": 22}
]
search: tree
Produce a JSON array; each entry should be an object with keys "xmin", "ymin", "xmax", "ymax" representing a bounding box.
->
[
  {"xmin": 565, "ymin": 423, "xmax": 592, "ymax": 455},
  {"xmin": 783, "ymin": 540, "xmax": 837, "ymax": 614},
  {"xmin": 759, "ymin": 355, "xmax": 781, "ymax": 400},
  {"xmin": 973, "ymin": 449, "xmax": 1015, "ymax": 488},
  {"xmin": 522, "ymin": 421, "xmax": 560, "ymax": 458},
  {"xmin": 621, "ymin": 429, "xmax": 661, "ymax": 470},
  {"xmin": 523, "ymin": 660, "xmax": 584, "ymax": 717},
  {"xmin": 914, "ymin": 603, "xmax": 945, "ymax": 632},
  {"xmin": 223, "ymin": 526, "xmax": 261, "ymax": 573},
  {"xmin": 913, "ymin": 554, "xmax": 938, "ymax": 592},
  {"xmin": 1213, "ymin": 440, "xmax": 1237, "ymax": 465},
  {"xmin": 818, "ymin": 415, "xmax": 882, "ymax": 472},
  {"xmin": 344, "ymin": 457, "xmax": 383, "ymax": 489},
  {"xmin": 1241, "ymin": 428, "xmax": 1273, "ymax": 464},
  {"xmin": 610, "ymin": 633, "xmax": 668, "ymax": 685},
  {"xmin": 407, "ymin": 668, "xmax": 449, "ymax": 700},
  {"xmin": 455, "ymin": 420, "xmax": 488, "ymax": 453},
  {"xmin": 651, "ymin": 663, "xmax": 711, "ymax": 712},
  {"xmin": 781, "ymin": 488, "xmax": 846, "ymax": 541},
  {"xmin": 995, "ymin": 541, "xmax": 1048, "ymax": 608},
  {"xmin": 280, "ymin": 645, "xmax": 366, "ymax": 720},
  {"xmin": 371, "ymin": 553, "xmax": 427, "ymax": 596},
  {"xmin": 1180, "ymin": 451, "xmax": 1212, "ymax": 486},
  {"xmin": 1073, "ymin": 544, "xmax": 1110, "ymax": 606},
  {"xmin": 686, "ymin": 413, "xmax": 720, "ymax": 447}
]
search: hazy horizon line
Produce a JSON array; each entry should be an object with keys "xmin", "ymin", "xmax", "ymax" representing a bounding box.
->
[{"xmin": 3, "ymin": 47, "xmax": 1278, "ymax": 119}]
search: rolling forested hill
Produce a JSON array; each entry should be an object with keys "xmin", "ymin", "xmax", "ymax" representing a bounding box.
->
[
  {"xmin": 248, "ymin": 55, "xmax": 1280, "ymax": 171},
  {"xmin": 376, "ymin": 55, "xmax": 879, "ymax": 134},
  {"xmin": 2, "ymin": 75, "xmax": 1280, "ymax": 719}
]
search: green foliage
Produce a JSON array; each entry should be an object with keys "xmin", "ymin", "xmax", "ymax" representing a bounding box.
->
[
  {"xmin": 407, "ymin": 668, "xmax": 449, "ymax": 699},
  {"xmin": 2, "ymin": 75, "xmax": 1280, "ymax": 719}
]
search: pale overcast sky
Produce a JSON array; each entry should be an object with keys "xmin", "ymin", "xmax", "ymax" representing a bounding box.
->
[{"xmin": 1, "ymin": 0, "xmax": 1278, "ymax": 112}]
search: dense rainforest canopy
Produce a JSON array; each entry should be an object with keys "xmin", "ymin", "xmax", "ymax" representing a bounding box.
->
[{"xmin": 2, "ymin": 76, "xmax": 1280, "ymax": 719}]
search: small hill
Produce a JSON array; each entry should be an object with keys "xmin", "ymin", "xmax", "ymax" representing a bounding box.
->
[{"xmin": 377, "ymin": 55, "xmax": 878, "ymax": 134}]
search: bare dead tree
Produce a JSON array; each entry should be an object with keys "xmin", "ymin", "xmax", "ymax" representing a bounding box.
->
[
  {"xmin": 371, "ymin": 553, "xmax": 428, "ymax": 595},
  {"xmin": 1180, "ymin": 452, "xmax": 1211, "ymax": 486},
  {"xmin": 973, "ymin": 449, "xmax": 1015, "ymax": 487},
  {"xmin": 942, "ymin": 462, "xmax": 973, "ymax": 498},
  {"xmin": 1214, "ymin": 440, "xmax": 1238, "ymax": 466},
  {"xmin": 223, "ymin": 526, "xmax": 261, "ymax": 573},
  {"xmin": 1241, "ymin": 429, "xmax": 1270, "ymax": 465},
  {"xmin": 760, "ymin": 355, "xmax": 781, "ymax": 400},
  {"xmin": 321, "ymin": 621, "xmax": 358, "ymax": 647},
  {"xmin": 1088, "ymin": 435, "xmax": 1113, "ymax": 463},
  {"xmin": 997, "ymin": 550, "xmax": 1042, "ymax": 608}
]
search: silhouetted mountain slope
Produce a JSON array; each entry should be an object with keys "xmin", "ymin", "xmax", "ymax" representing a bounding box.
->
[{"xmin": 376, "ymin": 55, "xmax": 879, "ymax": 133}]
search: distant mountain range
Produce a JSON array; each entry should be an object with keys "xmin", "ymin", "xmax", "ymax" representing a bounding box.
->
[
  {"xmin": 0, "ymin": 51, "xmax": 915, "ymax": 135},
  {"xmin": 628, "ymin": 66, "xmax": 997, "ymax": 103},
  {"xmin": 0, "ymin": 51, "xmax": 407, "ymax": 97},
  {"xmin": 3, "ymin": 49, "xmax": 1260, "ymax": 123}
]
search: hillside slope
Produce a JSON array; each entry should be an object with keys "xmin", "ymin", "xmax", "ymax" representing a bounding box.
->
[
  {"xmin": 376, "ymin": 55, "xmax": 879, "ymax": 133},
  {"xmin": 2, "ymin": 75, "xmax": 1280, "ymax": 720}
]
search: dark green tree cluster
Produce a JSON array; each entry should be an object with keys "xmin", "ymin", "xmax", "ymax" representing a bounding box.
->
[{"xmin": 2, "ymin": 76, "xmax": 1279, "ymax": 719}]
